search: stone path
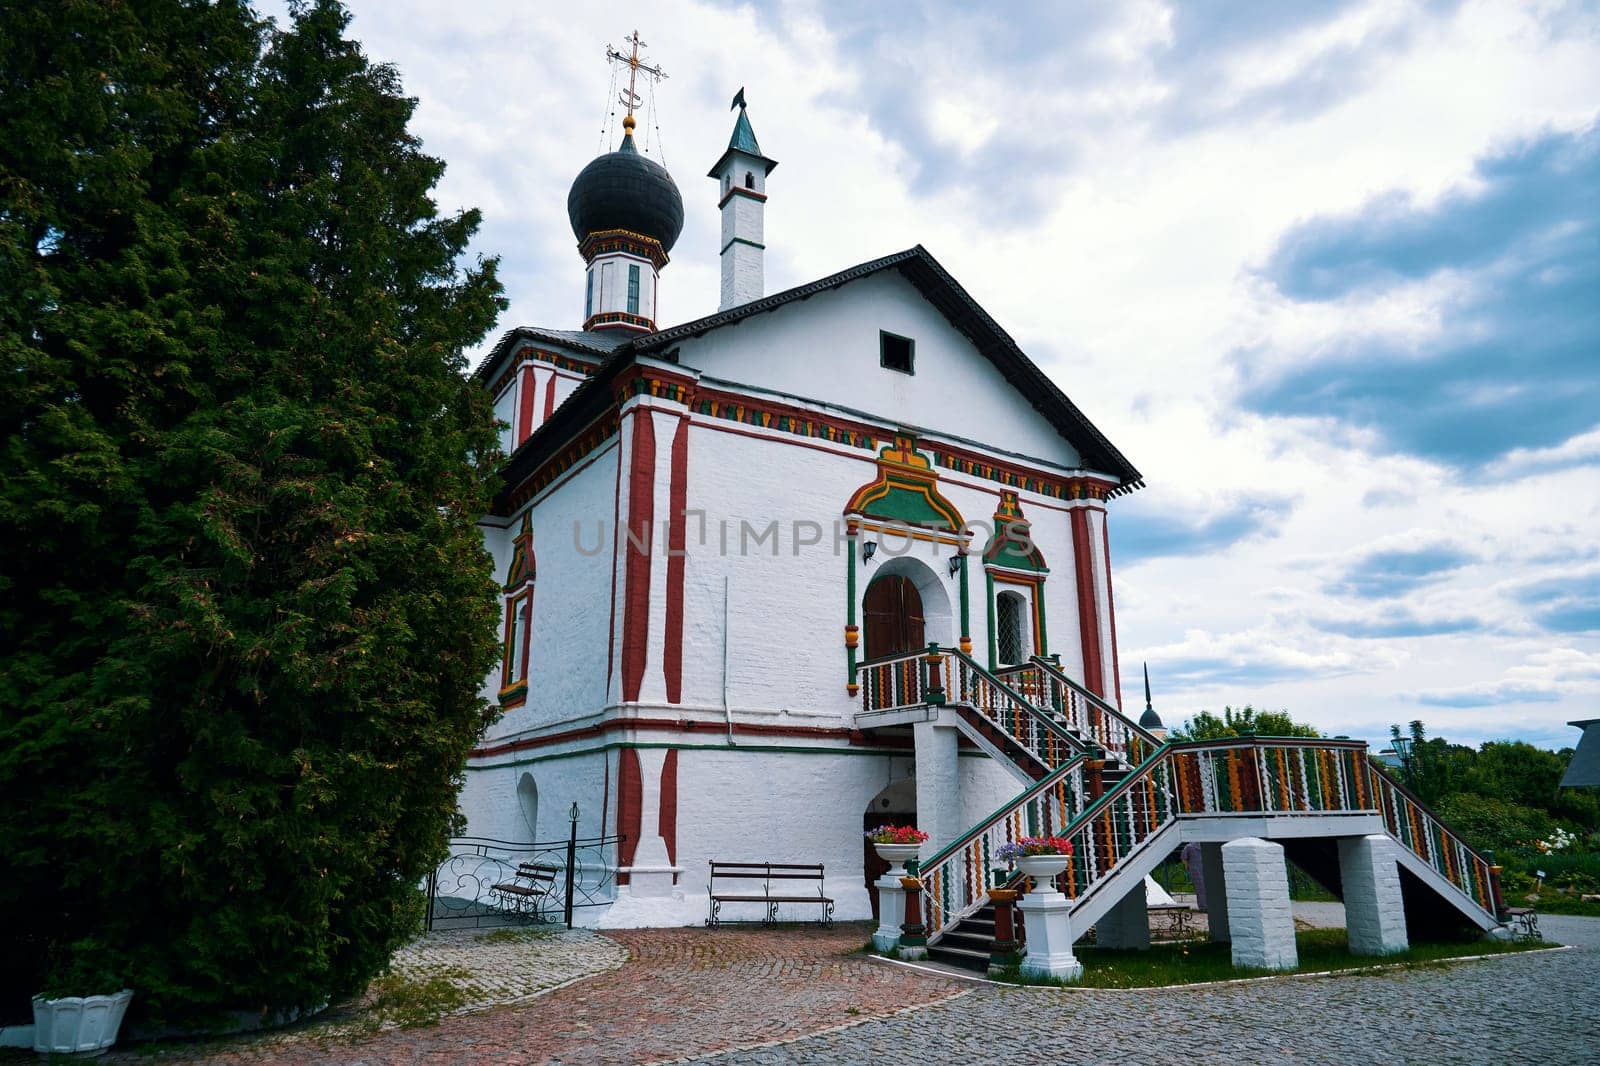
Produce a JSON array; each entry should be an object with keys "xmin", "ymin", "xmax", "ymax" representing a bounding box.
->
[
  {"xmin": 156, "ymin": 923, "xmax": 964, "ymax": 1065},
  {"xmin": 691, "ymin": 916, "xmax": 1600, "ymax": 1065},
  {"xmin": 108, "ymin": 915, "xmax": 1600, "ymax": 1065}
]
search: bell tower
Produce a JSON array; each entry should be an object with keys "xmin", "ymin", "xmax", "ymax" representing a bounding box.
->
[{"xmin": 708, "ymin": 89, "xmax": 778, "ymax": 311}]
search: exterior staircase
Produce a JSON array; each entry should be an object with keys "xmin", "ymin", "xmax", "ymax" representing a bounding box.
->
[
  {"xmin": 857, "ymin": 649, "xmax": 1511, "ymax": 971},
  {"xmin": 926, "ymin": 900, "xmax": 1001, "ymax": 972}
]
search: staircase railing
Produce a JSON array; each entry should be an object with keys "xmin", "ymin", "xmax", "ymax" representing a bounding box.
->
[
  {"xmin": 1168, "ymin": 736, "xmax": 1372, "ymax": 815},
  {"xmin": 974, "ymin": 739, "xmax": 1381, "ymax": 922},
  {"xmin": 996, "ymin": 656, "xmax": 1161, "ymax": 766},
  {"xmin": 859, "ymin": 646, "xmax": 1087, "ymax": 772},
  {"xmin": 913, "ymin": 756, "xmax": 1090, "ymax": 940},
  {"xmin": 1366, "ymin": 761, "xmax": 1501, "ymax": 917}
]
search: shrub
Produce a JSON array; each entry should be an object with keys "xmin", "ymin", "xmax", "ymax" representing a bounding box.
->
[{"xmin": 1, "ymin": 0, "xmax": 503, "ymax": 1025}]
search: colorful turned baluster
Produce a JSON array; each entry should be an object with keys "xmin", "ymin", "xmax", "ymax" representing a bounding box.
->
[{"xmin": 923, "ymin": 643, "xmax": 946, "ymax": 706}]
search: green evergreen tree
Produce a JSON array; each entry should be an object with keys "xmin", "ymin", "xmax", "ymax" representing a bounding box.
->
[
  {"xmin": 1170, "ymin": 704, "xmax": 1321, "ymax": 742},
  {"xmin": 1, "ymin": 0, "xmax": 504, "ymax": 1023}
]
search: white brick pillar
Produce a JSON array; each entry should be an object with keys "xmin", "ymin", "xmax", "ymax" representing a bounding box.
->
[
  {"xmin": 913, "ymin": 721, "xmax": 961, "ymax": 854},
  {"xmin": 1221, "ymin": 837, "xmax": 1297, "ymax": 971},
  {"xmin": 1338, "ymin": 834, "xmax": 1409, "ymax": 956},
  {"xmin": 1095, "ymin": 878, "xmax": 1150, "ymax": 950},
  {"xmin": 1201, "ymin": 842, "xmax": 1230, "ymax": 943}
]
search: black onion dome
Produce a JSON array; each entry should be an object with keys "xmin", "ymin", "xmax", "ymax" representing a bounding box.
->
[{"xmin": 567, "ymin": 133, "xmax": 684, "ymax": 253}]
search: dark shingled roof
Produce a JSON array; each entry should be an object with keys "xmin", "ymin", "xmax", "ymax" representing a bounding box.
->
[
  {"xmin": 471, "ymin": 326, "xmax": 630, "ymax": 382},
  {"xmin": 488, "ymin": 245, "xmax": 1143, "ymax": 512},
  {"xmin": 1561, "ymin": 719, "xmax": 1600, "ymax": 788}
]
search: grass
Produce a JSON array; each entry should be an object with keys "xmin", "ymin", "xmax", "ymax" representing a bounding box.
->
[
  {"xmin": 987, "ymin": 928, "xmax": 1553, "ymax": 989},
  {"xmin": 1510, "ymin": 891, "xmax": 1600, "ymax": 917},
  {"xmin": 365, "ymin": 967, "xmax": 473, "ymax": 1029},
  {"xmin": 475, "ymin": 926, "xmax": 558, "ymax": 944}
]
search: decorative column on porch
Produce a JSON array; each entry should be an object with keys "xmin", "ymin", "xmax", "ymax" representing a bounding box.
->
[
  {"xmin": 898, "ymin": 871, "xmax": 928, "ymax": 960},
  {"xmin": 986, "ymin": 887, "xmax": 1022, "ymax": 975},
  {"xmin": 913, "ymin": 720, "xmax": 961, "ymax": 855}
]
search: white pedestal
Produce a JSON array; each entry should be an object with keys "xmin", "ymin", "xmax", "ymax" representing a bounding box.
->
[
  {"xmin": 873, "ymin": 875, "xmax": 906, "ymax": 952},
  {"xmin": 1017, "ymin": 888, "xmax": 1083, "ymax": 981}
]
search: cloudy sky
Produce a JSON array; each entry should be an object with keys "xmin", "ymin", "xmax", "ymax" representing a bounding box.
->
[{"xmin": 291, "ymin": 0, "xmax": 1600, "ymax": 751}]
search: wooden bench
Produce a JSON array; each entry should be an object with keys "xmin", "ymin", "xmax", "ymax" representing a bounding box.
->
[
  {"xmin": 492, "ymin": 862, "xmax": 559, "ymax": 921},
  {"xmin": 706, "ymin": 861, "xmax": 834, "ymax": 927}
]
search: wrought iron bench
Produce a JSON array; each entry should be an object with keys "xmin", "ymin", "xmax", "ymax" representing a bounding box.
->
[
  {"xmin": 706, "ymin": 861, "xmax": 834, "ymax": 927},
  {"xmin": 1147, "ymin": 903, "xmax": 1198, "ymax": 939},
  {"xmin": 1506, "ymin": 906, "xmax": 1540, "ymax": 941},
  {"xmin": 492, "ymin": 862, "xmax": 559, "ymax": 921}
]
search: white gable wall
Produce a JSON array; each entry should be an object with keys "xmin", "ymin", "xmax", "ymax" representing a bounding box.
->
[{"xmin": 679, "ymin": 271, "xmax": 1086, "ymax": 472}]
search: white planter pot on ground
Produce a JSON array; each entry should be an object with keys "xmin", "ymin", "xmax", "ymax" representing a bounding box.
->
[{"xmin": 32, "ymin": 990, "xmax": 133, "ymax": 1056}]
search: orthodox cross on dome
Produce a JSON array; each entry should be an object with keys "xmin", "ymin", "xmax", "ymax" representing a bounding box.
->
[{"xmin": 606, "ymin": 30, "xmax": 668, "ymax": 136}]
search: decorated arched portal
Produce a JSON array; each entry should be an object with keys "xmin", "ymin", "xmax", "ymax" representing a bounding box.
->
[{"xmin": 842, "ymin": 434, "xmax": 971, "ymax": 693}]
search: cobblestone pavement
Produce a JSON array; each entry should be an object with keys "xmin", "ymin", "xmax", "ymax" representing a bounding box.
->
[
  {"xmin": 161, "ymin": 923, "xmax": 965, "ymax": 1065},
  {"xmin": 383, "ymin": 926, "xmax": 629, "ymax": 1015},
  {"xmin": 110, "ymin": 926, "xmax": 627, "ymax": 1061},
  {"xmin": 691, "ymin": 916, "xmax": 1600, "ymax": 1066}
]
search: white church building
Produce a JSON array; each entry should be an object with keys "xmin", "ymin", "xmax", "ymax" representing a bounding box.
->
[{"xmin": 455, "ymin": 68, "xmax": 1510, "ymax": 969}]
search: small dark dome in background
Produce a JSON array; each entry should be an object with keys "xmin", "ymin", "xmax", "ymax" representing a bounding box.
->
[
  {"xmin": 1139, "ymin": 706, "xmax": 1164, "ymax": 730},
  {"xmin": 567, "ymin": 134, "xmax": 684, "ymax": 253}
]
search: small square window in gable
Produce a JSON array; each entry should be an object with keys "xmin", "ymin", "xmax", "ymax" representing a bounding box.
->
[{"xmin": 880, "ymin": 331, "xmax": 914, "ymax": 375}]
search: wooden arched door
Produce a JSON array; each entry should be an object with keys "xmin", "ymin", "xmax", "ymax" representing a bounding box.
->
[{"xmin": 863, "ymin": 575, "xmax": 925, "ymax": 658}]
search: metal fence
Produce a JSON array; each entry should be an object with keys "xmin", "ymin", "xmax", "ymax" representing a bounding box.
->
[{"xmin": 425, "ymin": 832, "xmax": 621, "ymax": 930}]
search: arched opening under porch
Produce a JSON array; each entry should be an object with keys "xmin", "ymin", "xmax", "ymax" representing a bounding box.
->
[{"xmin": 863, "ymin": 775, "xmax": 917, "ymax": 920}]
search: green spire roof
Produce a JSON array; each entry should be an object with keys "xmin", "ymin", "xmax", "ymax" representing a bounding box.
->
[
  {"xmin": 728, "ymin": 107, "xmax": 763, "ymax": 156},
  {"xmin": 707, "ymin": 98, "xmax": 778, "ymax": 179}
]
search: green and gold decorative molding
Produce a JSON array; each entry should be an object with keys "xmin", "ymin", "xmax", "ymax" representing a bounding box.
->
[
  {"xmin": 489, "ymin": 347, "xmax": 599, "ymax": 398},
  {"xmin": 844, "ymin": 434, "xmax": 965, "ymax": 533},
  {"xmin": 695, "ymin": 397, "xmax": 879, "ymax": 451},
  {"xmin": 504, "ymin": 513, "xmax": 536, "ymax": 590},
  {"xmin": 578, "ymin": 227, "xmax": 670, "ymax": 270}
]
